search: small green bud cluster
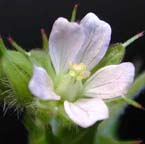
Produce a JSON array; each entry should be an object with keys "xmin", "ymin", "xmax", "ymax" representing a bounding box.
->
[{"xmin": 0, "ymin": 38, "xmax": 33, "ymax": 109}]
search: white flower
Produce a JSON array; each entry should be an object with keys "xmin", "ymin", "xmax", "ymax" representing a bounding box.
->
[{"xmin": 29, "ymin": 13, "xmax": 135, "ymax": 128}]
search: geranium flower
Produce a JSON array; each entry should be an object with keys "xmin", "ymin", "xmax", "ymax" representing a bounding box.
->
[{"xmin": 29, "ymin": 13, "xmax": 135, "ymax": 128}]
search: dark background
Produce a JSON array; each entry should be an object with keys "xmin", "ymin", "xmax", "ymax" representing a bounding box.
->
[{"xmin": 0, "ymin": 0, "xmax": 145, "ymax": 143}]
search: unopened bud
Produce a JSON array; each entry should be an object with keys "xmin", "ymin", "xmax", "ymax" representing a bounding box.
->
[{"xmin": 1, "ymin": 50, "xmax": 33, "ymax": 107}]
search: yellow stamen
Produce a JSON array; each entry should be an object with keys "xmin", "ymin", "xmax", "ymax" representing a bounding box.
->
[{"xmin": 69, "ymin": 63, "xmax": 90, "ymax": 80}]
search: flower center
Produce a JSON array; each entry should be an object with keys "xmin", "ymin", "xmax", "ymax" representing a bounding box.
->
[
  {"xmin": 55, "ymin": 63, "xmax": 90, "ymax": 102},
  {"xmin": 69, "ymin": 63, "xmax": 90, "ymax": 80}
]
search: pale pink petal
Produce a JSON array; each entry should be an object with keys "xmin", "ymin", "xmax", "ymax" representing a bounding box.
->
[
  {"xmin": 29, "ymin": 66, "xmax": 60, "ymax": 100},
  {"xmin": 64, "ymin": 98, "xmax": 109, "ymax": 128},
  {"xmin": 84, "ymin": 62, "xmax": 135, "ymax": 99},
  {"xmin": 75, "ymin": 13, "xmax": 111, "ymax": 70},
  {"xmin": 49, "ymin": 17, "xmax": 85, "ymax": 74}
]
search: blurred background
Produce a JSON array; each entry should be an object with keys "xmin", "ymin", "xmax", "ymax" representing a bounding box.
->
[{"xmin": 0, "ymin": 0, "xmax": 145, "ymax": 143}]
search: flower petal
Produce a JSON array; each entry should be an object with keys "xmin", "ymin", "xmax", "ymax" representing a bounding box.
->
[
  {"xmin": 29, "ymin": 66, "xmax": 60, "ymax": 100},
  {"xmin": 64, "ymin": 98, "xmax": 109, "ymax": 128},
  {"xmin": 75, "ymin": 13, "xmax": 111, "ymax": 70},
  {"xmin": 49, "ymin": 17, "xmax": 85, "ymax": 74},
  {"xmin": 84, "ymin": 62, "xmax": 135, "ymax": 99}
]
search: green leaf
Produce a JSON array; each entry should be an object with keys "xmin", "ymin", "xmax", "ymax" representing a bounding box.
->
[{"xmin": 92, "ymin": 43, "xmax": 125, "ymax": 73}]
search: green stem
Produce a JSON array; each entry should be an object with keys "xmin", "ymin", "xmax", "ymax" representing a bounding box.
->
[{"xmin": 24, "ymin": 112, "xmax": 48, "ymax": 144}]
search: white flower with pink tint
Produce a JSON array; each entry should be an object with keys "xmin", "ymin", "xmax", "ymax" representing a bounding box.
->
[{"xmin": 29, "ymin": 13, "xmax": 135, "ymax": 128}]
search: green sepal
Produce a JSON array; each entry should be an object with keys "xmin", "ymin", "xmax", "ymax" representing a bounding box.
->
[
  {"xmin": 30, "ymin": 49, "xmax": 55, "ymax": 80},
  {"xmin": 92, "ymin": 32, "xmax": 143, "ymax": 73},
  {"xmin": 1, "ymin": 50, "xmax": 33, "ymax": 107},
  {"xmin": 0, "ymin": 38, "xmax": 7, "ymax": 99},
  {"xmin": 41, "ymin": 29, "xmax": 49, "ymax": 52},
  {"xmin": 25, "ymin": 100, "xmax": 72, "ymax": 144},
  {"xmin": 71, "ymin": 4, "xmax": 78, "ymax": 22},
  {"xmin": 92, "ymin": 43, "xmax": 125, "ymax": 73},
  {"xmin": 122, "ymin": 31, "xmax": 144, "ymax": 48},
  {"xmin": 122, "ymin": 96, "xmax": 143, "ymax": 109},
  {"xmin": 127, "ymin": 71, "xmax": 145, "ymax": 98},
  {"xmin": 0, "ymin": 38, "xmax": 7, "ymax": 58},
  {"xmin": 8, "ymin": 37, "xmax": 29, "ymax": 58}
]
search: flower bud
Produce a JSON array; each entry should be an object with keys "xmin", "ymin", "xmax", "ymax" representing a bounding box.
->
[
  {"xmin": 1, "ymin": 49, "xmax": 33, "ymax": 107},
  {"xmin": 92, "ymin": 43, "xmax": 125, "ymax": 73}
]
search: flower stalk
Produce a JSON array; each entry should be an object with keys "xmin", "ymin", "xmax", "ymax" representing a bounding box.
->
[{"xmin": 24, "ymin": 112, "xmax": 48, "ymax": 144}]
